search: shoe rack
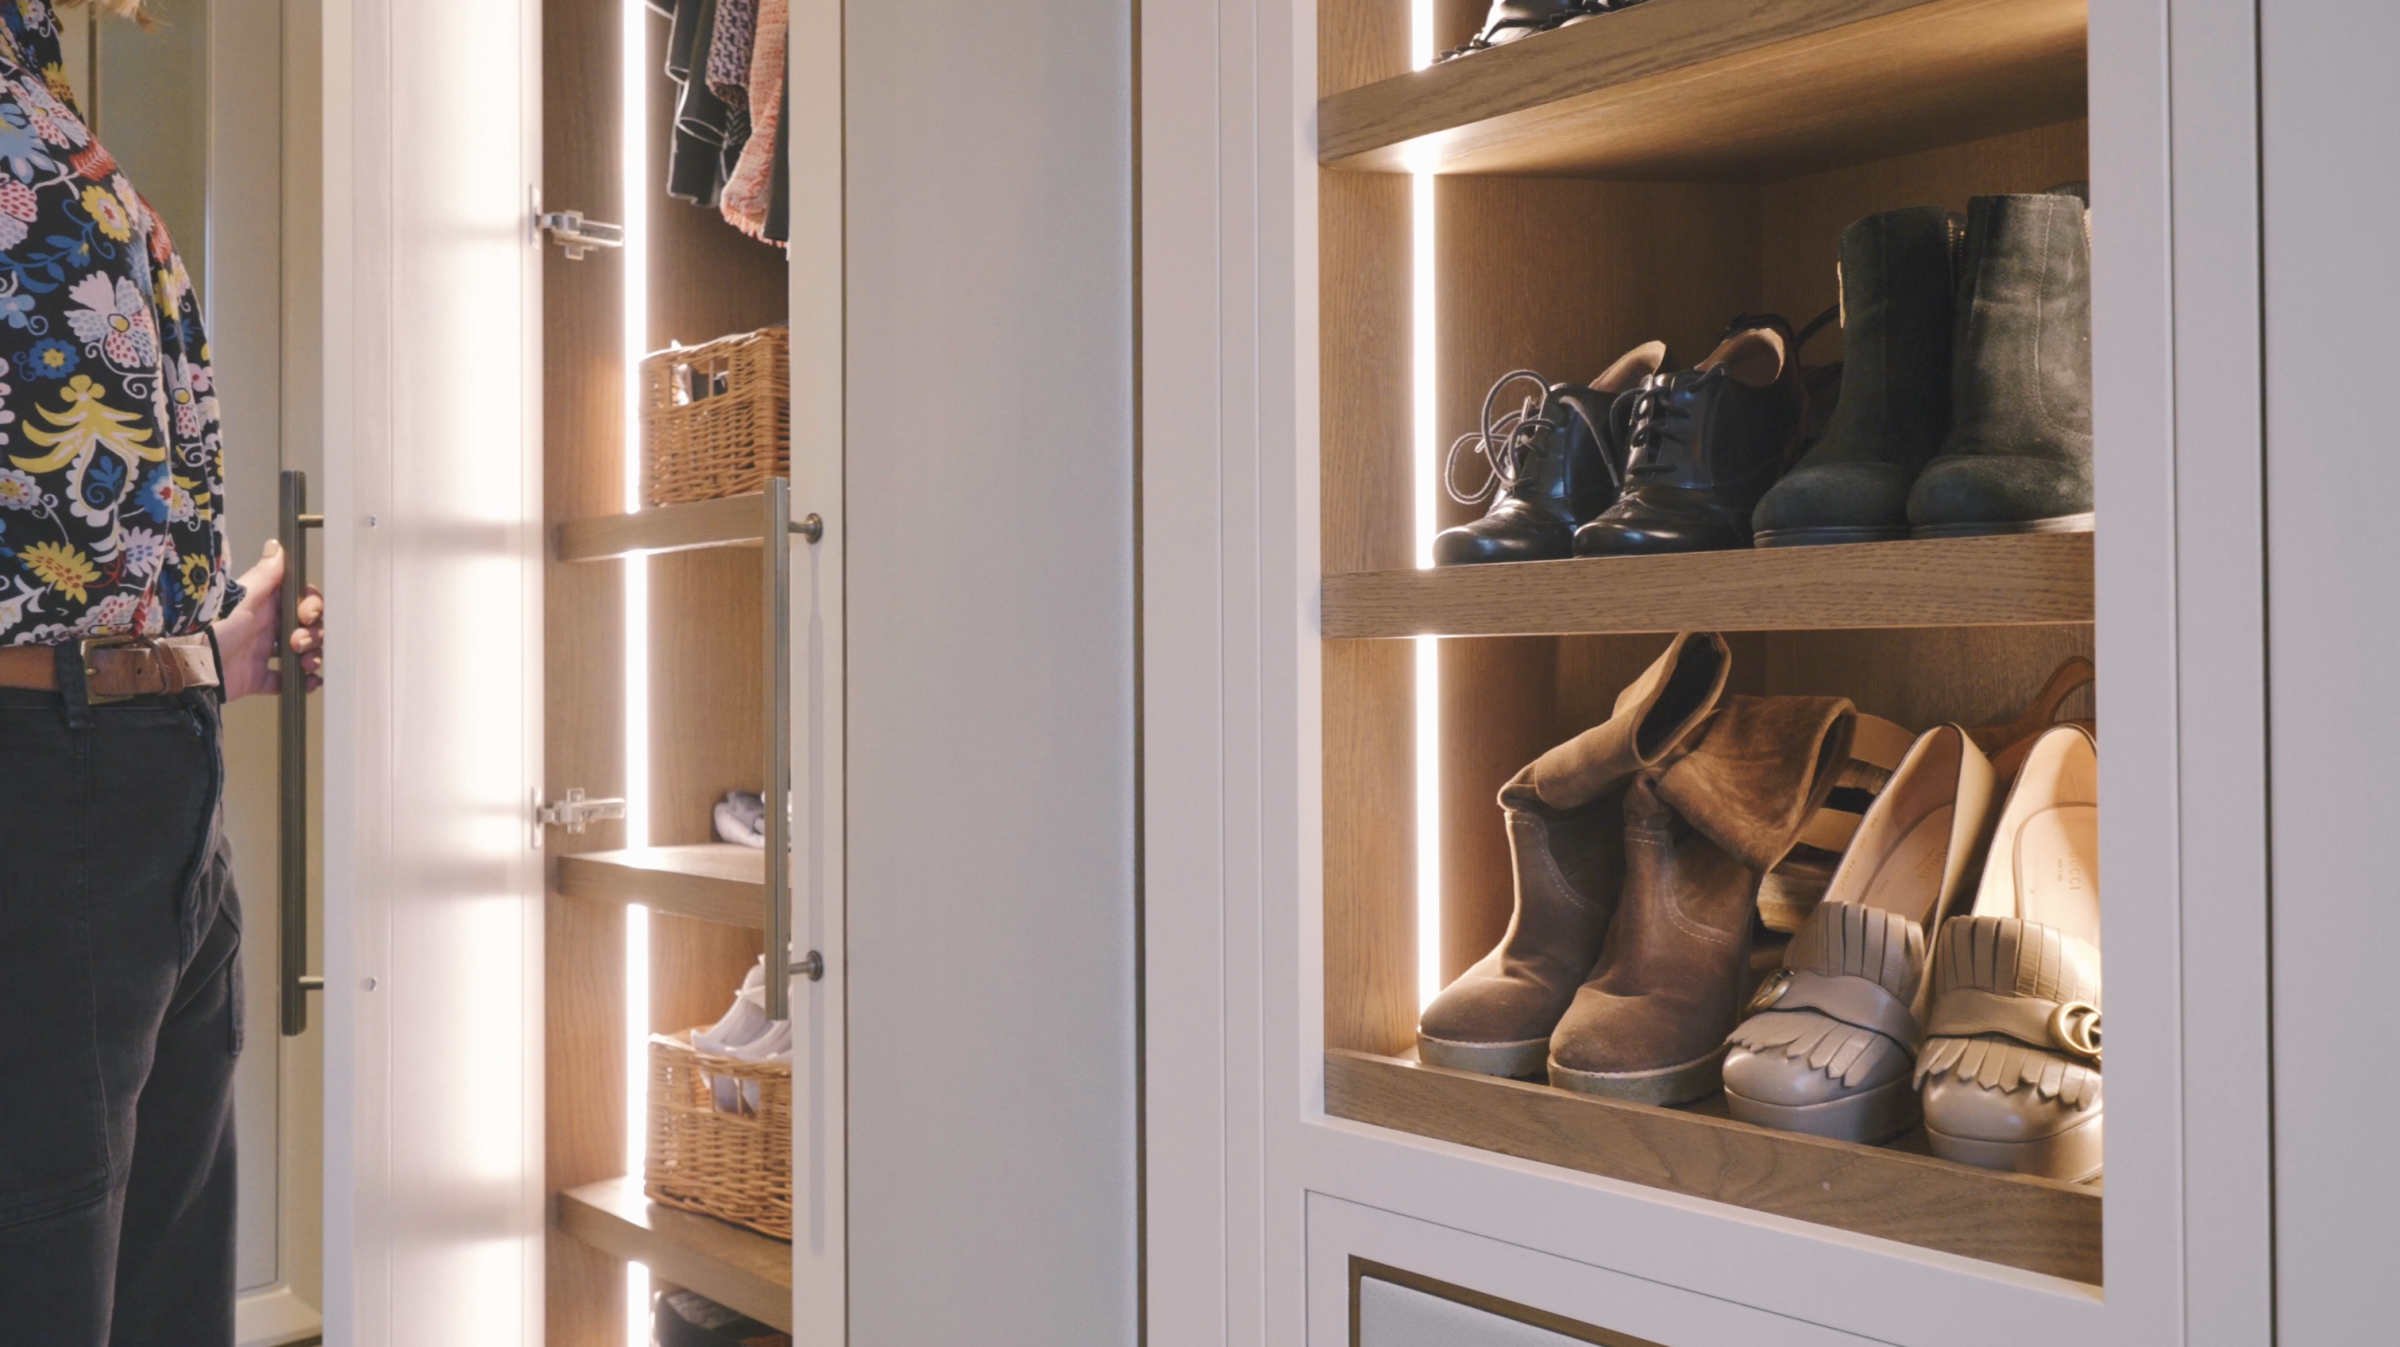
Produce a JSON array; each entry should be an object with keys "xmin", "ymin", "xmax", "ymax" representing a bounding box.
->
[
  {"xmin": 538, "ymin": 0, "xmax": 796, "ymax": 1339},
  {"xmin": 1318, "ymin": 0, "xmax": 2099, "ymax": 1287}
]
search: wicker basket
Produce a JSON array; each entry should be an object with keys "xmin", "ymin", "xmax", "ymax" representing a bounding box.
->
[
  {"xmin": 640, "ymin": 326, "xmax": 790, "ymax": 507},
  {"xmin": 644, "ymin": 1030, "xmax": 792, "ymax": 1241}
]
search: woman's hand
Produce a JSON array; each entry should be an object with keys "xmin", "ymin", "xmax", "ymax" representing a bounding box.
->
[{"xmin": 210, "ymin": 541, "xmax": 324, "ymax": 701}]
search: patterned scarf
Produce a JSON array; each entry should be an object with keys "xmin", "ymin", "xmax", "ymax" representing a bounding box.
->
[{"xmin": 706, "ymin": 0, "xmax": 757, "ymax": 112}]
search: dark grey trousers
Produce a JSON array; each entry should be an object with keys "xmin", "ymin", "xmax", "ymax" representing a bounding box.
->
[{"xmin": 0, "ymin": 670, "xmax": 241, "ymax": 1347}]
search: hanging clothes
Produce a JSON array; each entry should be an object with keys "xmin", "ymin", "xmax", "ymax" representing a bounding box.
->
[
  {"xmin": 650, "ymin": 0, "xmax": 785, "ymax": 246},
  {"xmin": 706, "ymin": 0, "xmax": 759, "ymax": 195},
  {"xmin": 720, "ymin": 0, "xmax": 785, "ymax": 240},
  {"xmin": 652, "ymin": 0, "xmax": 738, "ymax": 208},
  {"xmin": 707, "ymin": 0, "xmax": 758, "ymax": 111},
  {"xmin": 762, "ymin": 93, "xmax": 789, "ymax": 244}
]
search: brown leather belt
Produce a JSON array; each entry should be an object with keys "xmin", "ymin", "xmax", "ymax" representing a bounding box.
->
[{"xmin": 0, "ymin": 634, "xmax": 221, "ymax": 701}]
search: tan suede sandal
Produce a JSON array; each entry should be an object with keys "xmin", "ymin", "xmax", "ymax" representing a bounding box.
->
[
  {"xmin": 1721, "ymin": 726, "xmax": 1997, "ymax": 1142},
  {"xmin": 1967, "ymin": 655, "xmax": 2096, "ymax": 783},
  {"xmin": 1756, "ymin": 712, "xmax": 1921, "ymax": 933},
  {"xmin": 1916, "ymin": 724, "xmax": 2102, "ymax": 1180}
]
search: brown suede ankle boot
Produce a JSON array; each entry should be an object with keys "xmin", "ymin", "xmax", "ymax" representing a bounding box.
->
[
  {"xmin": 1547, "ymin": 695, "xmax": 1858, "ymax": 1104},
  {"xmin": 1416, "ymin": 632, "xmax": 1732, "ymax": 1078}
]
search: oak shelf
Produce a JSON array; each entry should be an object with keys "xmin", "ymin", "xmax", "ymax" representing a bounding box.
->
[
  {"xmin": 1321, "ymin": 532, "xmax": 2091, "ymax": 638},
  {"xmin": 1325, "ymin": 1050, "xmax": 2100, "ymax": 1285},
  {"xmin": 556, "ymin": 492, "xmax": 777, "ymax": 562},
  {"xmin": 1316, "ymin": 0, "xmax": 2087, "ymax": 180},
  {"xmin": 555, "ymin": 843, "xmax": 766, "ymax": 929},
  {"xmin": 557, "ymin": 1177, "xmax": 792, "ymax": 1332}
]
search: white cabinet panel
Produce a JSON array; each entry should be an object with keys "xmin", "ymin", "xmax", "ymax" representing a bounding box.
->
[
  {"xmin": 2260, "ymin": 0, "xmax": 2400, "ymax": 1341},
  {"xmin": 841, "ymin": 0, "xmax": 1138, "ymax": 1342}
]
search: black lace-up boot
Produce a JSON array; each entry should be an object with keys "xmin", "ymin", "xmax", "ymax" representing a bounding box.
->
[
  {"xmin": 1907, "ymin": 192, "xmax": 2094, "ymax": 538},
  {"xmin": 1434, "ymin": 342, "xmax": 1667, "ymax": 567},
  {"xmin": 1752, "ymin": 207, "xmax": 1962, "ymax": 547},
  {"xmin": 1573, "ymin": 318, "xmax": 1807, "ymax": 557}
]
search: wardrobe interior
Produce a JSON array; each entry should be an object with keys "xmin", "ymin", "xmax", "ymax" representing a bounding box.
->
[
  {"xmin": 1318, "ymin": 0, "xmax": 2101, "ymax": 1287},
  {"xmin": 545, "ymin": 0, "xmax": 793, "ymax": 1342}
]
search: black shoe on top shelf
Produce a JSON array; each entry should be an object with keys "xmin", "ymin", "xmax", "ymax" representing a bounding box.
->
[
  {"xmin": 1433, "ymin": 342, "xmax": 1668, "ymax": 567},
  {"xmin": 1753, "ymin": 207, "xmax": 1963, "ymax": 548},
  {"xmin": 1906, "ymin": 190, "xmax": 2095, "ymax": 539},
  {"xmin": 1573, "ymin": 316, "xmax": 1808, "ymax": 557},
  {"xmin": 1435, "ymin": 0, "xmax": 1651, "ymax": 63}
]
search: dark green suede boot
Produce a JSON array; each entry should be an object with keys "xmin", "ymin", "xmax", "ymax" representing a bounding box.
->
[
  {"xmin": 1752, "ymin": 207, "xmax": 1961, "ymax": 547},
  {"xmin": 1907, "ymin": 193, "xmax": 2094, "ymax": 538}
]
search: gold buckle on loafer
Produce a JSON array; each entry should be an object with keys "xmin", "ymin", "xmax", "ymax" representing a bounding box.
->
[{"xmin": 2048, "ymin": 1000, "xmax": 2103, "ymax": 1062}]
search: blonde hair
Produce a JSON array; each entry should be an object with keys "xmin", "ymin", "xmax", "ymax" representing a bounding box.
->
[{"xmin": 59, "ymin": 0, "xmax": 154, "ymax": 23}]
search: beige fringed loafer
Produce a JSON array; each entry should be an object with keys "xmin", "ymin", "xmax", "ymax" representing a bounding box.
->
[
  {"xmin": 1916, "ymin": 725, "xmax": 2103, "ymax": 1180},
  {"xmin": 1722, "ymin": 726, "xmax": 1998, "ymax": 1141},
  {"xmin": 1546, "ymin": 694, "xmax": 1857, "ymax": 1105},
  {"xmin": 1416, "ymin": 632, "xmax": 1731, "ymax": 1078}
]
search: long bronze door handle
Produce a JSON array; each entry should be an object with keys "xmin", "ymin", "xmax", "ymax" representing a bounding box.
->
[
  {"xmin": 764, "ymin": 481, "xmax": 793, "ymax": 1017},
  {"xmin": 280, "ymin": 470, "xmax": 326, "ymax": 1037}
]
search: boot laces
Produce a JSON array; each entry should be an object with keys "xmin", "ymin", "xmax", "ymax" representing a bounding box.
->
[
  {"xmin": 1620, "ymin": 373, "xmax": 1701, "ymax": 480},
  {"xmin": 1444, "ymin": 369, "xmax": 1611, "ymax": 505}
]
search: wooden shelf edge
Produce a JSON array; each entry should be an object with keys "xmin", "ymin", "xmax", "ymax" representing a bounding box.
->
[
  {"xmin": 555, "ymin": 844, "xmax": 767, "ymax": 929},
  {"xmin": 1317, "ymin": 0, "xmax": 2086, "ymax": 179},
  {"xmin": 1324, "ymin": 1049, "xmax": 2100, "ymax": 1285},
  {"xmin": 556, "ymin": 1177, "xmax": 793, "ymax": 1332},
  {"xmin": 1321, "ymin": 533, "xmax": 2093, "ymax": 639},
  {"xmin": 556, "ymin": 492, "xmax": 771, "ymax": 562}
]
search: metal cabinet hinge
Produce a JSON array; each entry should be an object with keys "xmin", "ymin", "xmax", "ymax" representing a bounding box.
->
[
  {"xmin": 535, "ymin": 787, "xmax": 628, "ymax": 845},
  {"xmin": 537, "ymin": 209, "xmax": 626, "ymax": 260}
]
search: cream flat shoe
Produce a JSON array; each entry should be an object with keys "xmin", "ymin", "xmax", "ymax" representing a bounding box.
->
[
  {"xmin": 1722, "ymin": 725, "xmax": 1997, "ymax": 1142},
  {"xmin": 1916, "ymin": 724, "xmax": 2103, "ymax": 1180}
]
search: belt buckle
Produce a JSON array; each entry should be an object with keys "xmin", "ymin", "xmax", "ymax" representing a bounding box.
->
[{"xmin": 80, "ymin": 633, "xmax": 146, "ymax": 705}]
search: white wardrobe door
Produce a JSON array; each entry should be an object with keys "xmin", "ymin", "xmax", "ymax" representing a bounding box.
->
[
  {"xmin": 2260, "ymin": 0, "xmax": 2400, "ymax": 1340},
  {"xmin": 320, "ymin": 0, "xmax": 544, "ymax": 1342},
  {"xmin": 841, "ymin": 0, "xmax": 1139, "ymax": 1342}
]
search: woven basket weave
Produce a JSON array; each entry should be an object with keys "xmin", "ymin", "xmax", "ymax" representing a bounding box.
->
[
  {"xmin": 640, "ymin": 325, "xmax": 790, "ymax": 507},
  {"xmin": 644, "ymin": 1030, "xmax": 792, "ymax": 1241}
]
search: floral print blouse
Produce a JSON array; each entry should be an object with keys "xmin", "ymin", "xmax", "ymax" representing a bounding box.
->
[{"xmin": 0, "ymin": 0, "xmax": 235, "ymax": 646}]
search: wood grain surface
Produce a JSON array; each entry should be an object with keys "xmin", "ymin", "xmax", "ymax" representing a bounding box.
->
[
  {"xmin": 1323, "ymin": 639, "xmax": 1420, "ymax": 1056},
  {"xmin": 541, "ymin": 0, "xmax": 632, "ymax": 1339},
  {"xmin": 1319, "ymin": 0, "xmax": 2088, "ymax": 180},
  {"xmin": 557, "ymin": 1177, "xmax": 794, "ymax": 1332},
  {"xmin": 557, "ymin": 844, "xmax": 768, "ymax": 928},
  {"xmin": 555, "ymin": 491, "xmax": 772, "ymax": 562},
  {"xmin": 1319, "ymin": 0, "xmax": 1410, "ymax": 99},
  {"xmin": 1319, "ymin": 140, "xmax": 1418, "ymax": 1056},
  {"xmin": 1319, "ymin": 171, "xmax": 1413, "ymax": 575},
  {"xmin": 1323, "ymin": 533, "xmax": 2092, "ymax": 638},
  {"xmin": 1324, "ymin": 1050, "xmax": 2101, "ymax": 1283}
]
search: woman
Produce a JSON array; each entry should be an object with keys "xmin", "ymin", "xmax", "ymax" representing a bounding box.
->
[{"xmin": 0, "ymin": 2, "xmax": 324, "ymax": 1343}]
